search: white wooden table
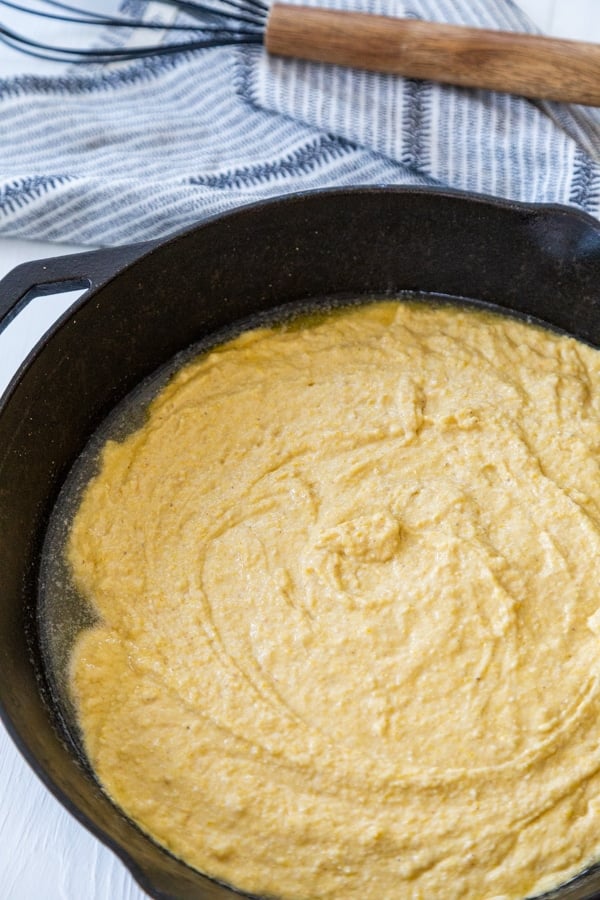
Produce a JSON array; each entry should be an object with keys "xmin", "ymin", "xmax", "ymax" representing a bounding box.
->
[{"xmin": 1, "ymin": 1, "xmax": 599, "ymax": 897}]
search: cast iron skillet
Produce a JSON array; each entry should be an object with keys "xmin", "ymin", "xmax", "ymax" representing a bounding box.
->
[{"xmin": 2, "ymin": 186, "xmax": 600, "ymax": 900}]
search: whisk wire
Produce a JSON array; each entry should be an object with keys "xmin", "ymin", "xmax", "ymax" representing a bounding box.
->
[
  {"xmin": 0, "ymin": 0, "xmax": 269, "ymax": 62},
  {"xmin": 0, "ymin": 0, "xmax": 264, "ymax": 30},
  {"xmin": 161, "ymin": 0, "xmax": 267, "ymax": 28},
  {"xmin": 162, "ymin": 0, "xmax": 269, "ymax": 18},
  {"xmin": 0, "ymin": 21, "xmax": 263, "ymax": 63},
  {"xmin": 17, "ymin": 0, "xmax": 122, "ymax": 23}
]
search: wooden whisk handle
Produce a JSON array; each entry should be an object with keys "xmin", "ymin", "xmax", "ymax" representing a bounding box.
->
[{"xmin": 265, "ymin": 5, "xmax": 600, "ymax": 106}]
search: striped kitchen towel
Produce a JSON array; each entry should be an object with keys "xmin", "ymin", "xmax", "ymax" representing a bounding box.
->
[{"xmin": 0, "ymin": 0, "xmax": 598, "ymax": 246}]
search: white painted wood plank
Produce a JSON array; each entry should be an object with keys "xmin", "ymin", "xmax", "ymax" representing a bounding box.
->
[
  {"xmin": 550, "ymin": 0, "xmax": 600, "ymax": 40},
  {"xmin": 518, "ymin": 0, "xmax": 556, "ymax": 31},
  {"xmin": 516, "ymin": 0, "xmax": 600, "ymax": 41}
]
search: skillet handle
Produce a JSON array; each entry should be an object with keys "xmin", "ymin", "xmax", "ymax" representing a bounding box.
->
[{"xmin": 0, "ymin": 241, "xmax": 157, "ymax": 334}]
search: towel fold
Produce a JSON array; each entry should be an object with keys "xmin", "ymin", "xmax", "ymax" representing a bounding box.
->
[{"xmin": 0, "ymin": 0, "xmax": 598, "ymax": 246}]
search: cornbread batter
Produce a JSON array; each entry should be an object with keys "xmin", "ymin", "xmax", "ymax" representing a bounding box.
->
[{"xmin": 68, "ymin": 301, "xmax": 600, "ymax": 899}]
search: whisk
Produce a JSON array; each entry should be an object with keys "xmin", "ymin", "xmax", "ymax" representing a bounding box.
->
[{"xmin": 2, "ymin": 0, "xmax": 600, "ymax": 106}]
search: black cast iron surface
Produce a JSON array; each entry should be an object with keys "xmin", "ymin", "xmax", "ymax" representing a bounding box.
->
[{"xmin": 1, "ymin": 187, "xmax": 600, "ymax": 900}]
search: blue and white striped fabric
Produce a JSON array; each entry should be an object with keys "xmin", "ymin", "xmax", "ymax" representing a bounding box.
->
[{"xmin": 0, "ymin": 0, "xmax": 598, "ymax": 246}]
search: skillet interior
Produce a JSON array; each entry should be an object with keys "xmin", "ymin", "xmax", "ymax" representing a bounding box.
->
[{"xmin": 2, "ymin": 187, "xmax": 600, "ymax": 900}]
